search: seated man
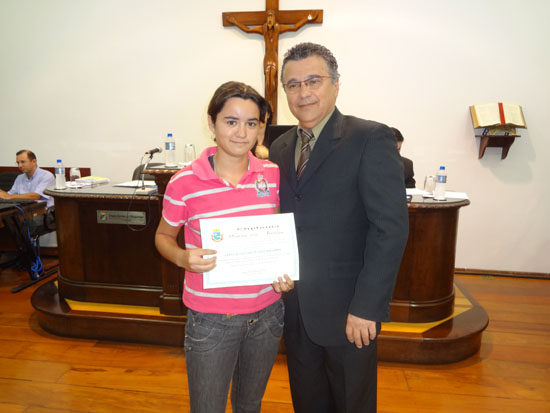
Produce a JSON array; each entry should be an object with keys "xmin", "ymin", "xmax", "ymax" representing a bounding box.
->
[
  {"xmin": 0, "ymin": 150, "xmax": 55, "ymax": 208},
  {"xmin": 0, "ymin": 150, "xmax": 57, "ymax": 277},
  {"xmin": 391, "ymin": 127, "xmax": 416, "ymax": 188}
]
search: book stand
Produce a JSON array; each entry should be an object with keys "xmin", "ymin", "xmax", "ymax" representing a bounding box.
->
[{"xmin": 475, "ymin": 127, "xmax": 520, "ymax": 159}]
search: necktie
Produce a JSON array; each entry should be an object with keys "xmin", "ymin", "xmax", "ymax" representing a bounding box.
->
[{"xmin": 297, "ymin": 129, "xmax": 314, "ymax": 180}]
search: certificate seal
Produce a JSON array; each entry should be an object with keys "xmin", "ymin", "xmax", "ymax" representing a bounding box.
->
[{"xmin": 211, "ymin": 229, "xmax": 223, "ymax": 242}]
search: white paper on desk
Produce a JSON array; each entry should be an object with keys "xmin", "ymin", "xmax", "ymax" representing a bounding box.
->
[
  {"xmin": 406, "ymin": 188, "xmax": 426, "ymax": 196},
  {"xmin": 445, "ymin": 191, "xmax": 469, "ymax": 200},
  {"xmin": 407, "ymin": 189, "xmax": 469, "ymax": 200},
  {"xmin": 200, "ymin": 213, "xmax": 299, "ymax": 289},
  {"xmin": 114, "ymin": 180, "xmax": 157, "ymax": 188}
]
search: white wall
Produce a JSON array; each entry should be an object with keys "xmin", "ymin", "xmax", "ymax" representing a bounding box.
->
[{"xmin": 1, "ymin": 0, "xmax": 548, "ymax": 273}]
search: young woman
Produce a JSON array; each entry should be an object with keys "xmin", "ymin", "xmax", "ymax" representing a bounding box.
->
[{"xmin": 155, "ymin": 81, "xmax": 293, "ymax": 413}]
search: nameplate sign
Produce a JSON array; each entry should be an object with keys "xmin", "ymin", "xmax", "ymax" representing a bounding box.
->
[{"xmin": 96, "ymin": 210, "xmax": 146, "ymax": 225}]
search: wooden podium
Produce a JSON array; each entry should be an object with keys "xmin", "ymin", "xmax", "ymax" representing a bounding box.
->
[
  {"xmin": 33, "ymin": 185, "xmax": 187, "ymax": 345},
  {"xmin": 32, "ymin": 186, "xmax": 487, "ymax": 364},
  {"xmin": 391, "ymin": 197, "xmax": 470, "ymax": 323},
  {"xmin": 378, "ymin": 196, "xmax": 488, "ymax": 363}
]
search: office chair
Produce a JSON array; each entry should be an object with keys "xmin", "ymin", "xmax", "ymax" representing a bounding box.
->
[
  {"xmin": 132, "ymin": 163, "xmax": 164, "ymax": 181},
  {"xmin": 4, "ymin": 205, "xmax": 59, "ymax": 293},
  {"xmin": 0, "ymin": 171, "xmax": 20, "ymax": 191}
]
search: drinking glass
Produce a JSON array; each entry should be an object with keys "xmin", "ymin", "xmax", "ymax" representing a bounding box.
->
[
  {"xmin": 184, "ymin": 144, "xmax": 196, "ymax": 164},
  {"xmin": 424, "ymin": 175, "xmax": 435, "ymax": 193},
  {"xmin": 70, "ymin": 167, "xmax": 81, "ymax": 182}
]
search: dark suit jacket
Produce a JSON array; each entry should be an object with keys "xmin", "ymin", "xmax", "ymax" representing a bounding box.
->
[
  {"xmin": 402, "ymin": 156, "xmax": 416, "ymax": 188},
  {"xmin": 269, "ymin": 108, "xmax": 409, "ymax": 346}
]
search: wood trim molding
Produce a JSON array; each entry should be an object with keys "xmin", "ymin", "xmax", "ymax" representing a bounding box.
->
[{"xmin": 455, "ymin": 268, "xmax": 549, "ymax": 280}]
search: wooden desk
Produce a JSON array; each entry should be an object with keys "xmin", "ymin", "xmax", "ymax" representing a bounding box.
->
[
  {"xmin": 142, "ymin": 166, "xmax": 177, "ymax": 195},
  {"xmin": 48, "ymin": 185, "xmax": 184, "ymax": 312},
  {"xmin": 32, "ymin": 186, "xmax": 487, "ymax": 363},
  {"xmin": 32, "ymin": 185, "xmax": 186, "ymax": 344}
]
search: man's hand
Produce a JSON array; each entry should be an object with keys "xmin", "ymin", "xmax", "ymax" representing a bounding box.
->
[
  {"xmin": 272, "ymin": 274, "xmax": 294, "ymax": 293},
  {"xmin": 0, "ymin": 189, "xmax": 10, "ymax": 199},
  {"xmin": 345, "ymin": 313, "xmax": 377, "ymax": 349}
]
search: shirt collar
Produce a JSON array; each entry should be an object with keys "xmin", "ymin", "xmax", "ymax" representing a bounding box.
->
[
  {"xmin": 25, "ymin": 166, "xmax": 42, "ymax": 181},
  {"xmin": 298, "ymin": 107, "xmax": 336, "ymax": 140},
  {"xmin": 192, "ymin": 146, "xmax": 265, "ymax": 181}
]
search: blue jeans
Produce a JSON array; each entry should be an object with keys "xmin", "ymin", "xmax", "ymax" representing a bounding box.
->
[{"xmin": 184, "ymin": 299, "xmax": 284, "ymax": 413}]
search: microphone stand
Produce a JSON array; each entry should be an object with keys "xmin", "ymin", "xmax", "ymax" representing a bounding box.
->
[
  {"xmin": 141, "ymin": 154, "xmax": 153, "ymax": 190},
  {"xmin": 135, "ymin": 154, "xmax": 157, "ymax": 195}
]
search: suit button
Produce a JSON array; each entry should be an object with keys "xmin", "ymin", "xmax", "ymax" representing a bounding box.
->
[
  {"xmin": 297, "ymin": 226, "xmax": 303, "ymax": 233},
  {"xmin": 295, "ymin": 195, "xmax": 302, "ymax": 201}
]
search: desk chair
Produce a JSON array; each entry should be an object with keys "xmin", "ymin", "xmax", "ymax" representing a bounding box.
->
[
  {"xmin": 132, "ymin": 163, "xmax": 164, "ymax": 181},
  {"xmin": 0, "ymin": 171, "xmax": 20, "ymax": 191},
  {"xmin": 2, "ymin": 205, "xmax": 59, "ymax": 293}
]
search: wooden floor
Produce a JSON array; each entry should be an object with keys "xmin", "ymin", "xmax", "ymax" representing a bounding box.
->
[{"xmin": 1, "ymin": 258, "xmax": 549, "ymax": 412}]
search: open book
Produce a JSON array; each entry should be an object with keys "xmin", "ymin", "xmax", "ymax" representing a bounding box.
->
[{"xmin": 470, "ymin": 103, "xmax": 526, "ymax": 129}]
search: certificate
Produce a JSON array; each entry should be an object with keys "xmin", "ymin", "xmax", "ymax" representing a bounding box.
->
[{"xmin": 199, "ymin": 213, "xmax": 299, "ymax": 289}]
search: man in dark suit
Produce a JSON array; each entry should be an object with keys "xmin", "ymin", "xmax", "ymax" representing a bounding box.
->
[
  {"xmin": 269, "ymin": 43, "xmax": 409, "ymax": 413},
  {"xmin": 391, "ymin": 127, "xmax": 416, "ymax": 188}
]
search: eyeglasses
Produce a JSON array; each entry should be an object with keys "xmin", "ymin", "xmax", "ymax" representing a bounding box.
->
[{"xmin": 283, "ymin": 76, "xmax": 332, "ymax": 94}]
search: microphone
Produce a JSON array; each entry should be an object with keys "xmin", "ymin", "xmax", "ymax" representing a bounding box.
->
[{"xmin": 145, "ymin": 147, "xmax": 163, "ymax": 155}]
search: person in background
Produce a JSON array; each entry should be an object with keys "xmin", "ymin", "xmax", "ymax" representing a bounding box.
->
[
  {"xmin": 391, "ymin": 127, "xmax": 416, "ymax": 188},
  {"xmin": 269, "ymin": 42, "xmax": 409, "ymax": 413},
  {"xmin": 155, "ymin": 81, "xmax": 294, "ymax": 413},
  {"xmin": 0, "ymin": 150, "xmax": 55, "ymax": 207},
  {"xmin": 253, "ymin": 101, "xmax": 273, "ymax": 159}
]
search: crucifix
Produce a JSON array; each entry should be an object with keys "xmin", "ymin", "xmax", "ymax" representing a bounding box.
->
[{"xmin": 223, "ymin": 0, "xmax": 323, "ymax": 124}]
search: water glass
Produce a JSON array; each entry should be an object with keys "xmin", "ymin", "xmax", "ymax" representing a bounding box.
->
[
  {"xmin": 424, "ymin": 175, "xmax": 435, "ymax": 193},
  {"xmin": 184, "ymin": 144, "xmax": 196, "ymax": 163},
  {"xmin": 70, "ymin": 167, "xmax": 81, "ymax": 182}
]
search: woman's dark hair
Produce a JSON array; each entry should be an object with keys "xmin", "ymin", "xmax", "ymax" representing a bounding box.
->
[{"xmin": 207, "ymin": 81, "xmax": 268, "ymax": 124}]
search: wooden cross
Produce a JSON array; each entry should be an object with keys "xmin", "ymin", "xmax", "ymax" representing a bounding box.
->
[{"xmin": 223, "ymin": 0, "xmax": 323, "ymax": 124}]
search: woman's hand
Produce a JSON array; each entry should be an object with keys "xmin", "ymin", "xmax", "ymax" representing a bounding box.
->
[
  {"xmin": 180, "ymin": 248, "xmax": 217, "ymax": 273},
  {"xmin": 155, "ymin": 218, "xmax": 216, "ymax": 273},
  {"xmin": 272, "ymin": 274, "xmax": 294, "ymax": 293}
]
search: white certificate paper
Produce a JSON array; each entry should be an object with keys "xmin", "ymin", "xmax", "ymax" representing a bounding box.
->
[{"xmin": 199, "ymin": 213, "xmax": 299, "ymax": 289}]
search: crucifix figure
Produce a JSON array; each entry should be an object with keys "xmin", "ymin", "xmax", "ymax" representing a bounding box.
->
[{"xmin": 223, "ymin": 0, "xmax": 323, "ymax": 124}]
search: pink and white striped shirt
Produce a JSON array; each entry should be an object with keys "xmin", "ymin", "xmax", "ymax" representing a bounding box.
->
[{"xmin": 162, "ymin": 146, "xmax": 281, "ymax": 314}]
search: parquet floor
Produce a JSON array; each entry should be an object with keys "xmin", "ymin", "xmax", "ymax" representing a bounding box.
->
[{"xmin": 1, "ymin": 258, "xmax": 548, "ymax": 412}]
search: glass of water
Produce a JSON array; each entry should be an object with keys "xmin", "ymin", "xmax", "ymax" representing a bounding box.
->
[
  {"xmin": 424, "ymin": 175, "xmax": 435, "ymax": 193},
  {"xmin": 184, "ymin": 144, "xmax": 196, "ymax": 164},
  {"xmin": 70, "ymin": 167, "xmax": 81, "ymax": 182}
]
